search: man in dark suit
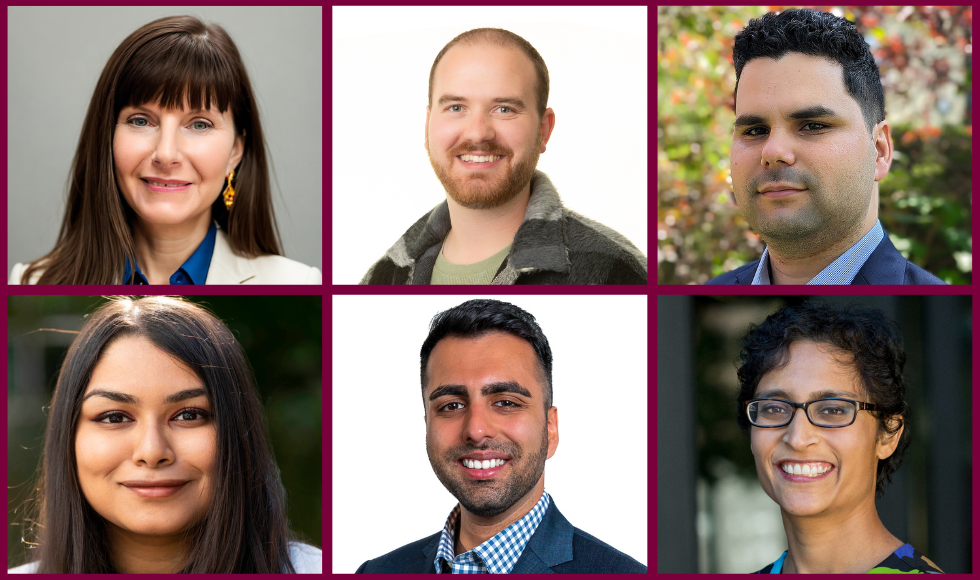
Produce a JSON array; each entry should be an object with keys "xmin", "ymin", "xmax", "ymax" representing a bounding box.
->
[
  {"xmin": 356, "ymin": 299, "xmax": 646, "ymax": 574},
  {"xmin": 707, "ymin": 9, "xmax": 945, "ymax": 285}
]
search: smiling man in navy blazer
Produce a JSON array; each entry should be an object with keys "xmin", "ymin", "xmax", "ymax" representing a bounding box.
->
[
  {"xmin": 707, "ymin": 9, "xmax": 945, "ymax": 285},
  {"xmin": 356, "ymin": 299, "xmax": 646, "ymax": 574}
]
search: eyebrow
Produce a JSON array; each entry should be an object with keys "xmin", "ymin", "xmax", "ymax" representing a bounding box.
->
[
  {"xmin": 754, "ymin": 388, "xmax": 860, "ymax": 400},
  {"xmin": 435, "ymin": 95, "xmax": 527, "ymax": 109},
  {"xmin": 734, "ymin": 105, "xmax": 840, "ymax": 128},
  {"xmin": 427, "ymin": 381, "xmax": 533, "ymax": 402},
  {"xmin": 82, "ymin": 388, "xmax": 208, "ymax": 406}
]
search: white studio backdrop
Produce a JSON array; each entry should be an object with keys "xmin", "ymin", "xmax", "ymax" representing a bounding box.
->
[
  {"xmin": 332, "ymin": 6, "xmax": 649, "ymax": 283},
  {"xmin": 332, "ymin": 294, "xmax": 648, "ymax": 572}
]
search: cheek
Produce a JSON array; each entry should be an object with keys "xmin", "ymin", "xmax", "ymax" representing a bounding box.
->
[
  {"xmin": 112, "ymin": 132, "xmax": 149, "ymax": 178},
  {"xmin": 75, "ymin": 427, "xmax": 125, "ymax": 476}
]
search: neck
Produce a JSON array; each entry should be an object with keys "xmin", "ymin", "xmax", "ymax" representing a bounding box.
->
[
  {"xmin": 108, "ymin": 525, "xmax": 188, "ymax": 573},
  {"xmin": 780, "ymin": 498, "xmax": 902, "ymax": 573},
  {"xmin": 454, "ymin": 477, "xmax": 544, "ymax": 555},
  {"xmin": 767, "ymin": 200, "xmax": 878, "ymax": 285},
  {"xmin": 132, "ymin": 213, "xmax": 211, "ymax": 285},
  {"xmin": 442, "ymin": 183, "xmax": 530, "ymax": 265}
]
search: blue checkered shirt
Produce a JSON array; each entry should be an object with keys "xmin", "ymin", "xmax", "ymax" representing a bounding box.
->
[
  {"xmin": 433, "ymin": 491, "xmax": 551, "ymax": 574},
  {"xmin": 752, "ymin": 220, "xmax": 884, "ymax": 284}
]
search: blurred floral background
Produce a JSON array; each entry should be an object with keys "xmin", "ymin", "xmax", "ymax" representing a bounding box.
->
[
  {"xmin": 7, "ymin": 296, "xmax": 322, "ymax": 567},
  {"xmin": 657, "ymin": 6, "xmax": 972, "ymax": 284}
]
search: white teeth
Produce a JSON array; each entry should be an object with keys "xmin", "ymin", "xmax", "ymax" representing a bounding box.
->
[
  {"xmin": 780, "ymin": 462, "xmax": 831, "ymax": 477},
  {"xmin": 460, "ymin": 154, "xmax": 501, "ymax": 163},
  {"xmin": 463, "ymin": 458, "xmax": 506, "ymax": 469}
]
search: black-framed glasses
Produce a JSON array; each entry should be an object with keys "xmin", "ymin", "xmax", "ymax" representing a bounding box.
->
[{"xmin": 744, "ymin": 398, "xmax": 877, "ymax": 428}]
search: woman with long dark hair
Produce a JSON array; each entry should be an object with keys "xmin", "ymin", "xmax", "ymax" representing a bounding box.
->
[
  {"xmin": 8, "ymin": 296, "xmax": 321, "ymax": 573},
  {"xmin": 9, "ymin": 16, "xmax": 320, "ymax": 285}
]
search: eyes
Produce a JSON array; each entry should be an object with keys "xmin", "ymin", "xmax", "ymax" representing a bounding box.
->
[
  {"xmin": 444, "ymin": 104, "xmax": 518, "ymax": 115},
  {"xmin": 741, "ymin": 122, "xmax": 830, "ymax": 137},
  {"xmin": 93, "ymin": 407, "xmax": 212, "ymax": 425},
  {"xmin": 124, "ymin": 114, "xmax": 215, "ymax": 133},
  {"xmin": 437, "ymin": 399, "xmax": 522, "ymax": 412}
]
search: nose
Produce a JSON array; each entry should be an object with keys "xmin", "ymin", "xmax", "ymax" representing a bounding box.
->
[
  {"xmin": 132, "ymin": 422, "xmax": 175, "ymax": 467},
  {"xmin": 462, "ymin": 111, "xmax": 495, "ymax": 144},
  {"xmin": 150, "ymin": 123, "xmax": 182, "ymax": 166},
  {"xmin": 463, "ymin": 402, "xmax": 497, "ymax": 444},
  {"xmin": 760, "ymin": 128, "xmax": 796, "ymax": 167},
  {"xmin": 781, "ymin": 407, "xmax": 819, "ymax": 449}
]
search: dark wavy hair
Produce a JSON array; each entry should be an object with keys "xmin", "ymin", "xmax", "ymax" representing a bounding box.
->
[
  {"xmin": 420, "ymin": 299, "xmax": 553, "ymax": 411},
  {"xmin": 22, "ymin": 16, "xmax": 281, "ymax": 284},
  {"xmin": 18, "ymin": 296, "xmax": 296, "ymax": 572},
  {"xmin": 735, "ymin": 302, "xmax": 910, "ymax": 498},
  {"xmin": 733, "ymin": 8, "xmax": 885, "ymax": 133}
]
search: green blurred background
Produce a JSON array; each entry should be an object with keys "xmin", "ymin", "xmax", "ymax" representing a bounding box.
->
[
  {"xmin": 7, "ymin": 295, "xmax": 322, "ymax": 567},
  {"xmin": 657, "ymin": 6, "xmax": 973, "ymax": 284}
]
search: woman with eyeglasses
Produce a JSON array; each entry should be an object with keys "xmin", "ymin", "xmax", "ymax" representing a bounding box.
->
[{"xmin": 735, "ymin": 302, "xmax": 942, "ymax": 574}]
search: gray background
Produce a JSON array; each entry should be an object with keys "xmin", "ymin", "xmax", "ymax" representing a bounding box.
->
[{"xmin": 8, "ymin": 6, "xmax": 323, "ymax": 275}]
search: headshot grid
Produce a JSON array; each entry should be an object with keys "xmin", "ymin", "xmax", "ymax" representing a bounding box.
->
[
  {"xmin": 6, "ymin": 295, "xmax": 322, "ymax": 573},
  {"xmin": 657, "ymin": 295, "xmax": 972, "ymax": 573}
]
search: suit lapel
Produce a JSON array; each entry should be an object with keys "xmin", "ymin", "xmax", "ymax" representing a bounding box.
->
[
  {"xmin": 205, "ymin": 228, "xmax": 258, "ymax": 284},
  {"xmin": 853, "ymin": 232, "xmax": 905, "ymax": 284},
  {"xmin": 511, "ymin": 500, "xmax": 573, "ymax": 574}
]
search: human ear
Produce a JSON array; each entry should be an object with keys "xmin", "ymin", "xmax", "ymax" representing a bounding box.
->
[
  {"xmin": 875, "ymin": 415, "xmax": 904, "ymax": 460},
  {"xmin": 227, "ymin": 132, "xmax": 245, "ymax": 175},
  {"xmin": 546, "ymin": 406, "xmax": 559, "ymax": 459},
  {"xmin": 539, "ymin": 108, "xmax": 556, "ymax": 153},
  {"xmin": 873, "ymin": 120, "xmax": 893, "ymax": 182},
  {"xmin": 424, "ymin": 106, "xmax": 430, "ymax": 151}
]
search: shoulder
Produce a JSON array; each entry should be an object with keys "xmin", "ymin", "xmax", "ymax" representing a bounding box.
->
[
  {"xmin": 7, "ymin": 561, "xmax": 39, "ymax": 573},
  {"xmin": 355, "ymin": 532, "xmax": 440, "ymax": 574},
  {"xmin": 289, "ymin": 541, "xmax": 322, "ymax": 573},
  {"xmin": 871, "ymin": 544, "xmax": 943, "ymax": 573},
  {"xmin": 361, "ymin": 203, "xmax": 449, "ymax": 285},
  {"xmin": 705, "ymin": 260, "xmax": 760, "ymax": 285},
  {"xmin": 553, "ymin": 210, "xmax": 648, "ymax": 284},
  {"xmin": 562, "ymin": 526, "xmax": 647, "ymax": 573},
  {"xmin": 903, "ymin": 260, "xmax": 947, "ymax": 285},
  {"xmin": 9, "ymin": 262, "xmax": 41, "ymax": 285},
  {"xmin": 242, "ymin": 253, "xmax": 322, "ymax": 284}
]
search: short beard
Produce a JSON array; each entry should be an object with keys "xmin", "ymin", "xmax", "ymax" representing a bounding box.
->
[
  {"xmin": 428, "ymin": 134, "xmax": 542, "ymax": 210},
  {"xmin": 427, "ymin": 426, "xmax": 549, "ymax": 518}
]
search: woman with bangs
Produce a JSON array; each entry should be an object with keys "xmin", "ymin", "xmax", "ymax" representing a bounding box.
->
[
  {"xmin": 7, "ymin": 296, "xmax": 322, "ymax": 573},
  {"xmin": 9, "ymin": 16, "xmax": 320, "ymax": 285}
]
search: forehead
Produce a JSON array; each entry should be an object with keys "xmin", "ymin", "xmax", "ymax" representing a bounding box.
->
[
  {"xmin": 756, "ymin": 341, "xmax": 864, "ymax": 399},
  {"xmin": 84, "ymin": 336, "xmax": 203, "ymax": 397},
  {"xmin": 432, "ymin": 42, "xmax": 537, "ymax": 101},
  {"xmin": 425, "ymin": 332, "xmax": 543, "ymax": 395},
  {"xmin": 735, "ymin": 52, "xmax": 862, "ymax": 120}
]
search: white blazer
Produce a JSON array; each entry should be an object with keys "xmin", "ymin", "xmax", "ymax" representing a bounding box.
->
[{"xmin": 9, "ymin": 230, "xmax": 321, "ymax": 285}]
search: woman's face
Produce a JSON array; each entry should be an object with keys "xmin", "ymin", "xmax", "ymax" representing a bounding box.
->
[
  {"xmin": 113, "ymin": 101, "xmax": 244, "ymax": 229},
  {"xmin": 75, "ymin": 335, "xmax": 216, "ymax": 538},
  {"xmin": 749, "ymin": 341, "xmax": 902, "ymax": 519}
]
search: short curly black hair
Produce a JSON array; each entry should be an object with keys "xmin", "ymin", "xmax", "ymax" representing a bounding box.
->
[
  {"xmin": 735, "ymin": 302, "xmax": 910, "ymax": 498},
  {"xmin": 733, "ymin": 8, "xmax": 885, "ymax": 133}
]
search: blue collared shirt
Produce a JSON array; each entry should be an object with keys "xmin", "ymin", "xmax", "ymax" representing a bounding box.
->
[
  {"xmin": 124, "ymin": 222, "xmax": 217, "ymax": 285},
  {"xmin": 751, "ymin": 220, "xmax": 885, "ymax": 285},
  {"xmin": 434, "ymin": 491, "xmax": 551, "ymax": 574}
]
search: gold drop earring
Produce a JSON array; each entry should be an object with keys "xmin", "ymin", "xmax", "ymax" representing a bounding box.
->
[{"xmin": 223, "ymin": 170, "xmax": 236, "ymax": 209}]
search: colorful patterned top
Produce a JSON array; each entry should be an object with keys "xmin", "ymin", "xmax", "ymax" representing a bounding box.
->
[{"xmin": 755, "ymin": 543, "xmax": 943, "ymax": 573}]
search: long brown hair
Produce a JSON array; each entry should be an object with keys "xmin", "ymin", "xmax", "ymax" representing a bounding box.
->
[
  {"xmin": 18, "ymin": 297, "xmax": 297, "ymax": 572},
  {"xmin": 22, "ymin": 16, "xmax": 282, "ymax": 284}
]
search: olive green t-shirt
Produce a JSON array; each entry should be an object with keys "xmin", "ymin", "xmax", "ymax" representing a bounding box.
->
[{"xmin": 430, "ymin": 244, "xmax": 512, "ymax": 285}]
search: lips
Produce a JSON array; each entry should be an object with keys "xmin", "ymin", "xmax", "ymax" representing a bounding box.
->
[
  {"xmin": 775, "ymin": 460, "xmax": 835, "ymax": 481},
  {"xmin": 457, "ymin": 453, "xmax": 510, "ymax": 479},
  {"xmin": 120, "ymin": 479, "xmax": 190, "ymax": 498}
]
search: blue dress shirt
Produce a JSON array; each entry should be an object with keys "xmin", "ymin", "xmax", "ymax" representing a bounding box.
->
[
  {"xmin": 124, "ymin": 222, "xmax": 217, "ymax": 285},
  {"xmin": 751, "ymin": 220, "xmax": 885, "ymax": 285}
]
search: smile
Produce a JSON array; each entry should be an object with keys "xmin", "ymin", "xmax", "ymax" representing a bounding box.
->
[
  {"xmin": 462, "ymin": 458, "xmax": 507, "ymax": 469},
  {"xmin": 458, "ymin": 154, "xmax": 502, "ymax": 163},
  {"xmin": 778, "ymin": 461, "xmax": 834, "ymax": 478},
  {"xmin": 141, "ymin": 178, "xmax": 192, "ymax": 192},
  {"xmin": 121, "ymin": 481, "xmax": 189, "ymax": 498}
]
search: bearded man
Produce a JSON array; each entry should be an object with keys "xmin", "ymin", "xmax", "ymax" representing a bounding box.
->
[
  {"xmin": 360, "ymin": 28, "xmax": 647, "ymax": 285},
  {"xmin": 355, "ymin": 299, "xmax": 647, "ymax": 573}
]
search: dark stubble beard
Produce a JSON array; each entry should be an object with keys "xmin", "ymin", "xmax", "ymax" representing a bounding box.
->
[
  {"xmin": 428, "ymin": 132, "xmax": 542, "ymax": 210},
  {"xmin": 427, "ymin": 424, "xmax": 549, "ymax": 518}
]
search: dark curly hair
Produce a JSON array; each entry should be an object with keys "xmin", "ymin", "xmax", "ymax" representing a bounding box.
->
[
  {"xmin": 735, "ymin": 302, "xmax": 910, "ymax": 498},
  {"xmin": 733, "ymin": 8, "xmax": 885, "ymax": 133}
]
